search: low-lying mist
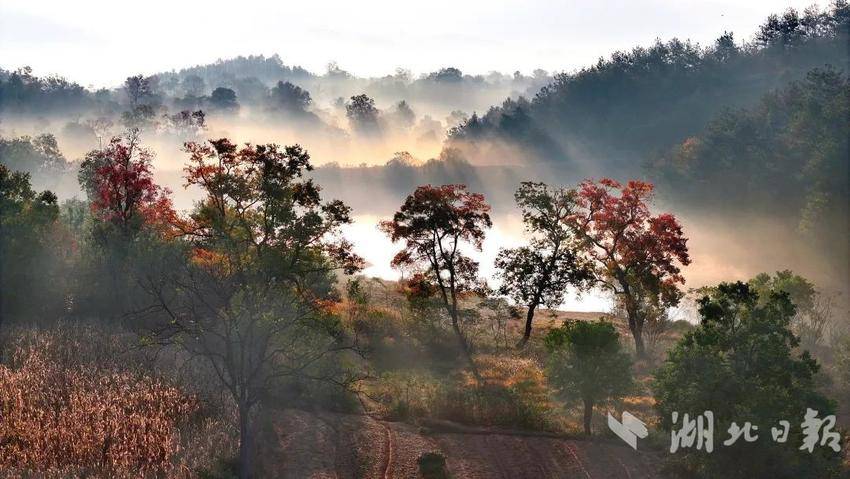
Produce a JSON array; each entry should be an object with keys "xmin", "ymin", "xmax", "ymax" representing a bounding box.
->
[{"xmin": 2, "ymin": 97, "xmax": 846, "ymax": 316}]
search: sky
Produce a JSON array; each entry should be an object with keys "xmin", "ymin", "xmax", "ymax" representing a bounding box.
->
[{"xmin": 1, "ymin": 0, "xmax": 822, "ymax": 89}]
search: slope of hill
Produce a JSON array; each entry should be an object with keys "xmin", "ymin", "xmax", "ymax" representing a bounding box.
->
[{"xmin": 256, "ymin": 408, "xmax": 661, "ymax": 479}]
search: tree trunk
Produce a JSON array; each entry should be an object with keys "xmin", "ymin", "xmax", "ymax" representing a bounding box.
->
[
  {"xmin": 625, "ymin": 300, "xmax": 647, "ymax": 359},
  {"xmin": 437, "ymin": 274, "xmax": 480, "ymax": 381},
  {"xmin": 517, "ymin": 303, "xmax": 538, "ymax": 347},
  {"xmin": 450, "ymin": 314, "xmax": 482, "ymax": 382},
  {"xmin": 238, "ymin": 402, "xmax": 252, "ymax": 479},
  {"xmin": 583, "ymin": 399, "xmax": 594, "ymax": 436},
  {"xmin": 631, "ymin": 326, "xmax": 646, "ymax": 358}
]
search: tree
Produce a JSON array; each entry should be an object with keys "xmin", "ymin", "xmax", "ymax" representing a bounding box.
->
[
  {"xmin": 544, "ymin": 320, "xmax": 633, "ymax": 435},
  {"xmin": 429, "ymin": 67, "xmax": 463, "ymax": 83},
  {"xmin": 162, "ymin": 110, "xmax": 206, "ymax": 138},
  {"xmin": 445, "ymin": 110, "xmax": 468, "ymax": 129},
  {"xmin": 0, "ymin": 134, "xmax": 70, "ymax": 196},
  {"xmin": 124, "ymin": 75, "xmax": 157, "ymax": 106},
  {"xmin": 653, "ymin": 67, "xmax": 849, "ymax": 241},
  {"xmin": 181, "ymin": 74, "xmax": 206, "ymax": 97},
  {"xmin": 392, "ymin": 100, "xmax": 416, "ymax": 129},
  {"xmin": 140, "ymin": 139, "xmax": 364, "ymax": 479},
  {"xmin": 209, "ymin": 87, "xmax": 239, "ymax": 112},
  {"xmin": 380, "ymin": 184, "xmax": 491, "ymax": 376},
  {"xmin": 0, "ymin": 164, "xmax": 62, "ymax": 324},
  {"xmin": 495, "ymin": 182, "xmax": 592, "ymax": 346},
  {"xmin": 78, "ymin": 132, "xmax": 175, "ymax": 238},
  {"xmin": 346, "ymin": 94, "xmax": 381, "ymax": 135},
  {"xmin": 0, "ymin": 66, "xmax": 92, "ymax": 115},
  {"xmin": 122, "ymin": 75, "xmax": 159, "ymax": 129},
  {"xmin": 233, "ymin": 76, "xmax": 269, "ymax": 104},
  {"xmin": 611, "ymin": 293, "xmax": 674, "ymax": 356},
  {"xmin": 77, "ymin": 132, "xmax": 176, "ymax": 316},
  {"xmin": 653, "ymin": 282, "xmax": 842, "ymax": 478},
  {"xmin": 569, "ymin": 179, "xmax": 690, "ymax": 357},
  {"xmin": 269, "ymin": 81, "xmax": 312, "ymax": 114},
  {"xmin": 447, "ymin": 2, "xmax": 849, "ymax": 173},
  {"xmin": 0, "ymin": 134, "xmax": 67, "ymax": 178},
  {"xmin": 749, "ymin": 270, "xmax": 835, "ymax": 351}
]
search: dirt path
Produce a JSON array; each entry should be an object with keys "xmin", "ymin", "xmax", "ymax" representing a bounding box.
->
[{"xmin": 257, "ymin": 409, "xmax": 660, "ymax": 478}]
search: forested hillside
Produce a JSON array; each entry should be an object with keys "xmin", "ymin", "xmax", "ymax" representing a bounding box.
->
[
  {"xmin": 650, "ymin": 67, "xmax": 848, "ymax": 237},
  {"xmin": 449, "ymin": 3, "xmax": 849, "ymax": 174}
]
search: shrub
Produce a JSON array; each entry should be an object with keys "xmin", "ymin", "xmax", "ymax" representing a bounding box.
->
[
  {"xmin": 545, "ymin": 320, "xmax": 633, "ymax": 435},
  {"xmin": 430, "ymin": 380, "xmax": 555, "ymax": 430},
  {"xmin": 409, "ymin": 355, "xmax": 559, "ymax": 430},
  {"xmin": 374, "ymin": 371, "xmax": 438, "ymax": 421},
  {"xmin": 418, "ymin": 452, "xmax": 449, "ymax": 479}
]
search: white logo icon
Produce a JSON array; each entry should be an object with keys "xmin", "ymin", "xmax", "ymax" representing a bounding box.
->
[{"xmin": 608, "ymin": 411, "xmax": 648, "ymax": 450}]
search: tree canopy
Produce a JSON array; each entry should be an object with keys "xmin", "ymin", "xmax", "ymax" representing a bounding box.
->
[
  {"xmin": 653, "ymin": 281, "xmax": 842, "ymax": 478},
  {"xmin": 495, "ymin": 182, "xmax": 592, "ymax": 346},
  {"xmin": 381, "ymin": 184, "xmax": 492, "ymax": 374},
  {"xmin": 545, "ymin": 320, "xmax": 633, "ymax": 435},
  {"xmin": 568, "ymin": 178, "xmax": 690, "ymax": 357}
]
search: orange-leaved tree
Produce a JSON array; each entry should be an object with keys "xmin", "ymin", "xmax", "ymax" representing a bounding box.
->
[
  {"xmin": 139, "ymin": 139, "xmax": 364, "ymax": 479},
  {"xmin": 79, "ymin": 131, "xmax": 176, "ymax": 238},
  {"xmin": 380, "ymin": 184, "xmax": 491, "ymax": 376}
]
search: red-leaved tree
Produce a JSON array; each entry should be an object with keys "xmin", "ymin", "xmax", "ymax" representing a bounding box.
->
[
  {"xmin": 380, "ymin": 184, "xmax": 491, "ymax": 375},
  {"xmin": 569, "ymin": 179, "xmax": 690, "ymax": 357},
  {"xmin": 78, "ymin": 132, "xmax": 178, "ymax": 316},
  {"xmin": 80, "ymin": 133, "xmax": 176, "ymax": 238}
]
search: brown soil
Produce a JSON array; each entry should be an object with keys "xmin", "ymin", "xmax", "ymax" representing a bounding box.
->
[{"xmin": 256, "ymin": 409, "xmax": 661, "ymax": 478}]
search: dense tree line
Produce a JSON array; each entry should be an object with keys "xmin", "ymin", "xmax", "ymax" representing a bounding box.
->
[
  {"xmin": 0, "ymin": 67, "xmax": 94, "ymax": 116},
  {"xmin": 157, "ymin": 54, "xmax": 313, "ymax": 92},
  {"xmin": 449, "ymin": 2, "xmax": 849, "ymax": 174},
  {"xmin": 155, "ymin": 55, "xmax": 548, "ymax": 112},
  {"xmin": 0, "ymin": 54, "xmax": 546, "ymax": 128},
  {"xmin": 650, "ymin": 67, "xmax": 848, "ymax": 244}
]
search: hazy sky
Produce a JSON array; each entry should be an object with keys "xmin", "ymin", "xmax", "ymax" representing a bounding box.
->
[{"xmin": 1, "ymin": 0, "xmax": 820, "ymax": 88}]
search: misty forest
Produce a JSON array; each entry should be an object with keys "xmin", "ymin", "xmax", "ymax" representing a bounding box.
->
[{"xmin": 0, "ymin": 2, "xmax": 849, "ymax": 478}]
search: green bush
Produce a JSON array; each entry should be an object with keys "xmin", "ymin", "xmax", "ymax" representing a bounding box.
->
[
  {"xmin": 653, "ymin": 282, "xmax": 843, "ymax": 478},
  {"xmin": 418, "ymin": 452, "xmax": 449, "ymax": 479},
  {"xmin": 545, "ymin": 320, "xmax": 633, "ymax": 435}
]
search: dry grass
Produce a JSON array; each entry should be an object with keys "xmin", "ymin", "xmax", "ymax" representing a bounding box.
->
[{"xmin": 0, "ymin": 324, "xmax": 236, "ymax": 478}]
